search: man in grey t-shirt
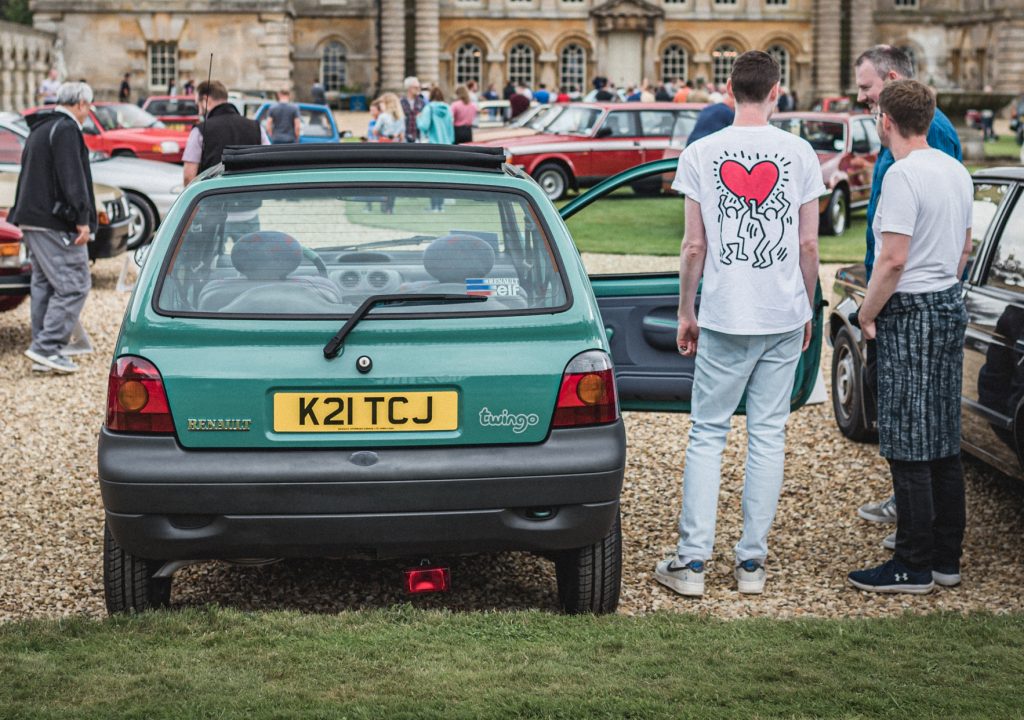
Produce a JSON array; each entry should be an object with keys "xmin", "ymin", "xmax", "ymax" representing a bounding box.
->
[{"xmin": 267, "ymin": 89, "xmax": 302, "ymax": 144}]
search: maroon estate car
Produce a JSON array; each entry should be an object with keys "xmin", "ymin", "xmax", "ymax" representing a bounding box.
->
[
  {"xmin": 470, "ymin": 102, "xmax": 706, "ymax": 200},
  {"xmin": 0, "ymin": 215, "xmax": 27, "ymax": 313}
]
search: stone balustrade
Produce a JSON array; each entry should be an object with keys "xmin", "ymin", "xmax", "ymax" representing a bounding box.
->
[{"xmin": 0, "ymin": 21, "xmax": 57, "ymax": 113}]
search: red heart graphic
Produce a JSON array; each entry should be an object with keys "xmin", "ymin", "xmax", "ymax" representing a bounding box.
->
[{"xmin": 720, "ymin": 160, "xmax": 780, "ymax": 208}]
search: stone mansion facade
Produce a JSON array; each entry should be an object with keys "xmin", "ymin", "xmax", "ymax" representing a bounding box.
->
[{"xmin": 27, "ymin": 0, "xmax": 1024, "ymax": 105}]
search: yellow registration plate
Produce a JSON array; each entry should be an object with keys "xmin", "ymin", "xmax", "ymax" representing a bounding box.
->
[{"xmin": 273, "ymin": 391, "xmax": 458, "ymax": 432}]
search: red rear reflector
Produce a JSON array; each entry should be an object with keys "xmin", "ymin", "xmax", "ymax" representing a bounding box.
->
[
  {"xmin": 404, "ymin": 566, "xmax": 451, "ymax": 594},
  {"xmin": 105, "ymin": 356, "xmax": 175, "ymax": 434}
]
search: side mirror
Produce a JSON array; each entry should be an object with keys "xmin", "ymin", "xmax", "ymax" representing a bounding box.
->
[
  {"xmin": 595, "ymin": 126, "xmax": 614, "ymax": 138},
  {"xmin": 133, "ymin": 243, "xmax": 151, "ymax": 268}
]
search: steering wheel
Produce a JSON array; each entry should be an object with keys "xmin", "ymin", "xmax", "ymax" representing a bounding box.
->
[{"xmin": 299, "ymin": 245, "xmax": 329, "ymax": 278}]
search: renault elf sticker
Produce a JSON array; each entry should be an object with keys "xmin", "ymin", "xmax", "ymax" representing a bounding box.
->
[{"xmin": 465, "ymin": 277, "xmax": 522, "ymax": 297}]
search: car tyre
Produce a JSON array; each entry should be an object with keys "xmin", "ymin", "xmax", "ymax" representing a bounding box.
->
[
  {"xmin": 629, "ymin": 179, "xmax": 662, "ymax": 196},
  {"xmin": 124, "ymin": 191, "xmax": 157, "ymax": 250},
  {"xmin": 831, "ymin": 328, "xmax": 876, "ymax": 442},
  {"xmin": 103, "ymin": 521, "xmax": 171, "ymax": 614},
  {"xmin": 820, "ymin": 187, "xmax": 848, "ymax": 236},
  {"xmin": 554, "ymin": 509, "xmax": 621, "ymax": 614},
  {"xmin": 534, "ymin": 163, "xmax": 570, "ymax": 201}
]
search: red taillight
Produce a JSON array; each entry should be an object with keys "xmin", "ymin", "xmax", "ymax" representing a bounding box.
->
[
  {"xmin": 105, "ymin": 356, "xmax": 175, "ymax": 433},
  {"xmin": 404, "ymin": 566, "xmax": 451, "ymax": 594},
  {"xmin": 552, "ymin": 351, "xmax": 619, "ymax": 428}
]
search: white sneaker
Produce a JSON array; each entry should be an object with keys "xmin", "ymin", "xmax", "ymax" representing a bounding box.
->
[
  {"xmin": 654, "ymin": 558, "xmax": 705, "ymax": 597},
  {"xmin": 735, "ymin": 560, "xmax": 766, "ymax": 594},
  {"xmin": 24, "ymin": 349, "xmax": 78, "ymax": 373},
  {"xmin": 882, "ymin": 531, "xmax": 896, "ymax": 551},
  {"xmin": 858, "ymin": 495, "xmax": 897, "ymax": 523}
]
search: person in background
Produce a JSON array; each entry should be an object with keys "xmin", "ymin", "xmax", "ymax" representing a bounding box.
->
[
  {"xmin": 183, "ymin": 78, "xmax": 196, "ymax": 96},
  {"xmin": 10, "ymin": 82, "xmax": 97, "ymax": 374},
  {"xmin": 708, "ymin": 84, "xmax": 725, "ymax": 103},
  {"xmin": 777, "ymin": 86, "xmax": 795, "ymax": 112},
  {"xmin": 364, "ymin": 99, "xmax": 381, "ymax": 142},
  {"xmin": 118, "ymin": 73, "xmax": 131, "ymax": 102},
  {"xmin": 182, "ymin": 81, "xmax": 269, "ymax": 186},
  {"xmin": 311, "ymin": 80, "xmax": 327, "ymax": 106},
  {"xmin": 534, "ymin": 83, "xmax": 551, "ymax": 104},
  {"xmin": 416, "ymin": 86, "xmax": 454, "ymax": 212},
  {"xmin": 451, "ymin": 85, "xmax": 478, "ymax": 144},
  {"xmin": 847, "ymin": 80, "xmax": 973, "ymax": 595},
  {"xmin": 266, "ymin": 88, "xmax": 302, "ymax": 144},
  {"xmin": 401, "ymin": 76, "xmax": 426, "ymax": 143},
  {"xmin": 483, "ymin": 83, "xmax": 498, "ymax": 101},
  {"xmin": 625, "ymin": 85, "xmax": 640, "ymax": 102},
  {"xmin": 688, "ymin": 78, "xmax": 710, "ymax": 103},
  {"xmin": 167, "ymin": 78, "xmax": 178, "ymax": 96},
  {"xmin": 851, "ymin": 45, "xmax": 963, "ymax": 538},
  {"xmin": 674, "ymin": 80, "xmax": 693, "ymax": 103},
  {"xmin": 656, "ymin": 81, "xmax": 674, "ymax": 102},
  {"xmin": 503, "ymin": 80, "xmax": 516, "ymax": 100},
  {"xmin": 38, "ymin": 68, "xmax": 61, "ymax": 105},
  {"xmin": 656, "ymin": 50, "xmax": 823, "ymax": 598},
  {"xmin": 686, "ymin": 92, "xmax": 736, "ymax": 146},
  {"xmin": 640, "ymin": 80, "xmax": 656, "ymax": 103},
  {"xmin": 375, "ymin": 92, "xmax": 405, "ymax": 142},
  {"xmin": 466, "ymin": 79, "xmax": 480, "ymax": 105},
  {"xmin": 509, "ymin": 86, "xmax": 530, "ymax": 118}
]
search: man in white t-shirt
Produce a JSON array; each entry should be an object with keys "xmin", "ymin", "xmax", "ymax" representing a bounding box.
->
[
  {"xmin": 848, "ymin": 80, "xmax": 973, "ymax": 595},
  {"xmin": 655, "ymin": 51, "xmax": 824, "ymax": 598}
]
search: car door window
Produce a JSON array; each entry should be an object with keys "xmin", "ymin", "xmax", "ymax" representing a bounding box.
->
[
  {"xmin": 850, "ymin": 121, "xmax": 869, "ymax": 154},
  {"xmin": 301, "ymin": 108, "xmax": 333, "ymax": 138},
  {"xmin": 639, "ymin": 111, "xmax": 675, "ymax": 137},
  {"xmin": 0, "ymin": 128, "xmax": 24, "ymax": 164},
  {"xmin": 862, "ymin": 119, "xmax": 881, "ymax": 153},
  {"xmin": 601, "ymin": 111, "xmax": 638, "ymax": 137},
  {"xmin": 985, "ymin": 192, "xmax": 1024, "ymax": 292}
]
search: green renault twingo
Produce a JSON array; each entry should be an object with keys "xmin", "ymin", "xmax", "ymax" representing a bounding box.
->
[{"xmin": 99, "ymin": 145, "xmax": 823, "ymax": 614}]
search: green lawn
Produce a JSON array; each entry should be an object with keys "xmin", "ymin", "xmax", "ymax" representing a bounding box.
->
[
  {"xmin": 2, "ymin": 608, "xmax": 1022, "ymax": 718},
  {"xmin": 983, "ymin": 135, "xmax": 1021, "ymax": 160}
]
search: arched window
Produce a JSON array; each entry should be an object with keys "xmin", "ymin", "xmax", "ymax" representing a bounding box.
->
[
  {"xmin": 508, "ymin": 43, "xmax": 535, "ymax": 88},
  {"xmin": 455, "ymin": 43, "xmax": 482, "ymax": 87},
  {"xmin": 662, "ymin": 44, "xmax": 688, "ymax": 84},
  {"xmin": 766, "ymin": 45, "xmax": 790, "ymax": 87},
  {"xmin": 560, "ymin": 44, "xmax": 586, "ymax": 95},
  {"xmin": 321, "ymin": 42, "xmax": 347, "ymax": 92},
  {"xmin": 711, "ymin": 44, "xmax": 739, "ymax": 87}
]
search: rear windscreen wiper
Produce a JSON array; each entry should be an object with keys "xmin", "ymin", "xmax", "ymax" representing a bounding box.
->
[{"xmin": 323, "ymin": 293, "xmax": 488, "ymax": 359}]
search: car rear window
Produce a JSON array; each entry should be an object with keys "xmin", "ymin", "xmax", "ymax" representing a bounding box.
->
[
  {"xmin": 146, "ymin": 99, "xmax": 199, "ymax": 116},
  {"xmin": 156, "ymin": 185, "xmax": 569, "ymax": 317}
]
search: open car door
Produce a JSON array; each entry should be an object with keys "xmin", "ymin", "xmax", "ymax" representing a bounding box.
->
[{"xmin": 560, "ymin": 158, "xmax": 824, "ymax": 413}]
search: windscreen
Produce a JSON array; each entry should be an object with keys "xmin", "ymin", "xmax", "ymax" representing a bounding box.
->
[
  {"xmin": 545, "ymin": 107, "xmax": 601, "ymax": 135},
  {"xmin": 771, "ymin": 118, "xmax": 846, "ymax": 153},
  {"xmin": 146, "ymin": 99, "xmax": 199, "ymax": 116},
  {"xmin": 157, "ymin": 186, "xmax": 568, "ymax": 317},
  {"xmin": 94, "ymin": 104, "xmax": 164, "ymax": 130}
]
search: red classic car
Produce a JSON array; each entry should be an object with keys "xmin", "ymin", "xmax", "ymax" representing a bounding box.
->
[
  {"xmin": 25, "ymin": 103, "xmax": 189, "ymax": 163},
  {"xmin": 0, "ymin": 213, "xmax": 27, "ymax": 312},
  {"xmin": 470, "ymin": 102, "xmax": 706, "ymax": 200},
  {"xmin": 661, "ymin": 111, "xmax": 878, "ymax": 236},
  {"xmin": 141, "ymin": 95, "xmax": 200, "ymax": 131}
]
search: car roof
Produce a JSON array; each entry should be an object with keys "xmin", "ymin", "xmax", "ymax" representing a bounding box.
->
[
  {"xmin": 771, "ymin": 111, "xmax": 862, "ymax": 121},
  {"xmin": 144, "ymin": 95, "xmax": 197, "ymax": 102},
  {"xmin": 219, "ymin": 143, "xmax": 508, "ymax": 176},
  {"xmin": 973, "ymin": 166, "xmax": 1024, "ymax": 181}
]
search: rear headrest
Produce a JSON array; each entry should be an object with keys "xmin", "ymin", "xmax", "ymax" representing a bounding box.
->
[
  {"xmin": 231, "ymin": 231, "xmax": 302, "ymax": 280},
  {"xmin": 423, "ymin": 234, "xmax": 495, "ymax": 283}
]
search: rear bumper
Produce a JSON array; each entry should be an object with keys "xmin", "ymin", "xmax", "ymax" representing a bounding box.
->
[
  {"xmin": 90, "ymin": 218, "xmax": 130, "ymax": 259},
  {"xmin": 99, "ymin": 422, "xmax": 626, "ymax": 559},
  {"xmin": 0, "ymin": 266, "xmax": 31, "ymax": 295}
]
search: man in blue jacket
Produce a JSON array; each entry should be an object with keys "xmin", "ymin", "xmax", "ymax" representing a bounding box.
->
[
  {"xmin": 852, "ymin": 45, "xmax": 962, "ymax": 535},
  {"xmin": 10, "ymin": 82, "xmax": 96, "ymax": 374}
]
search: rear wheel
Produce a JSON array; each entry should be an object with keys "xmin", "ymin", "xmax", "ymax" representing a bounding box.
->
[
  {"xmin": 554, "ymin": 509, "xmax": 621, "ymax": 614},
  {"xmin": 820, "ymin": 187, "xmax": 848, "ymax": 236},
  {"xmin": 103, "ymin": 521, "xmax": 171, "ymax": 614},
  {"xmin": 629, "ymin": 179, "xmax": 662, "ymax": 196},
  {"xmin": 124, "ymin": 191, "xmax": 156, "ymax": 250},
  {"xmin": 534, "ymin": 163, "xmax": 570, "ymax": 201},
  {"xmin": 831, "ymin": 328, "xmax": 876, "ymax": 442}
]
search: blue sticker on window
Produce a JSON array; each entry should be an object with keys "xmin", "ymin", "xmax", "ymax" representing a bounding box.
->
[{"xmin": 466, "ymin": 277, "xmax": 522, "ymax": 298}]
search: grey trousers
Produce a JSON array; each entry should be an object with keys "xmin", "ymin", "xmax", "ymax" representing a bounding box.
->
[{"xmin": 24, "ymin": 228, "xmax": 91, "ymax": 355}]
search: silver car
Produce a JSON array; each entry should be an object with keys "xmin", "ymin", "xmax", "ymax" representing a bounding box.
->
[{"xmin": 0, "ymin": 112, "xmax": 183, "ymax": 248}]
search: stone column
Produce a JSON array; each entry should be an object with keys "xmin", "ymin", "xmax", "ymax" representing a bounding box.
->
[
  {"xmin": 415, "ymin": 0, "xmax": 439, "ymax": 87},
  {"xmin": 381, "ymin": 0, "xmax": 406, "ymax": 92},
  {"xmin": 0, "ymin": 34, "xmax": 12, "ymax": 112},
  {"xmin": 849, "ymin": 0, "xmax": 874, "ymax": 71},
  {"xmin": 813, "ymin": 0, "xmax": 842, "ymax": 97}
]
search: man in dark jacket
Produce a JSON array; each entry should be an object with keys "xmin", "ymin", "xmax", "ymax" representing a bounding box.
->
[
  {"xmin": 10, "ymin": 81, "xmax": 97, "ymax": 374},
  {"xmin": 182, "ymin": 80, "xmax": 268, "ymax": 185}
]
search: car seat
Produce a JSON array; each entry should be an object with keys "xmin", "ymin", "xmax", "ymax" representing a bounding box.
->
[
  {"xmin": 197, "ymin": 231, "xmax": 342, "ymax": 312},
  {"xmin": 421, "ymin": 233, "xmax": 527, "ymax": 309}
]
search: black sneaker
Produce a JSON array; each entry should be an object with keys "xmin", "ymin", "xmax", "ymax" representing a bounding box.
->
[{"xmin": 848, "ymin": 558, "xmax": 934, "ymax": 594}]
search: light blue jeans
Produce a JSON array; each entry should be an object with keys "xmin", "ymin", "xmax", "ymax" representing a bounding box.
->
[{"xmin": 677, "ymin": 326, "xmax": 804, "ymax": 565}]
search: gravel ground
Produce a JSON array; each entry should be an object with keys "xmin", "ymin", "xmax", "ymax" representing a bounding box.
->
[{"xmin": 1, "ymin": 256, "xmax": 1022, "ymax": 622}]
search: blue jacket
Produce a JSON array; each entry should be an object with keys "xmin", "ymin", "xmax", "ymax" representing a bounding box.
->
[
  {"xmin": 864, "ymin": 107, "xmax": 962, "ymax": 279},
  {"xmin": 416, "ymin": 102, "xmax": 455, "ymax": 145}
]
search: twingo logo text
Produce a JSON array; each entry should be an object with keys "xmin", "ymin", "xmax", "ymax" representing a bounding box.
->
[{"xmin": 479, "ymin": 407, "xmax": 540, "ymax": 434}]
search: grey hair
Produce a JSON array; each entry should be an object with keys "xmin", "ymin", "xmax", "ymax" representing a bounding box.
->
[
  {"xmin": 855, "ymin": 46, "xmax": 914, "ymax": 80},
  {"xmin": 403, "ymin": 76, "xmax": 420, "ymax": 89},
  {"xmin": 56, "ymin": 81, "xmax": 94, "ymax": 106}
]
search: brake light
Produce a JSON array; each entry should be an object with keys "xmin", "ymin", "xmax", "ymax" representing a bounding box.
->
[
  {"xmin": 552, "ymin": 350, "xmax": 619, "ymax": 428},
  {"xmin": 98, "ymin": 210, "xmax": 110, "ymax": 225},
  {"xmin": 404, "ymin": 566, "xmax": 451, "ymax": 594},
  {"xmin": 106, "ymin": 356, "xmax": 175, "ymax": 433}
]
